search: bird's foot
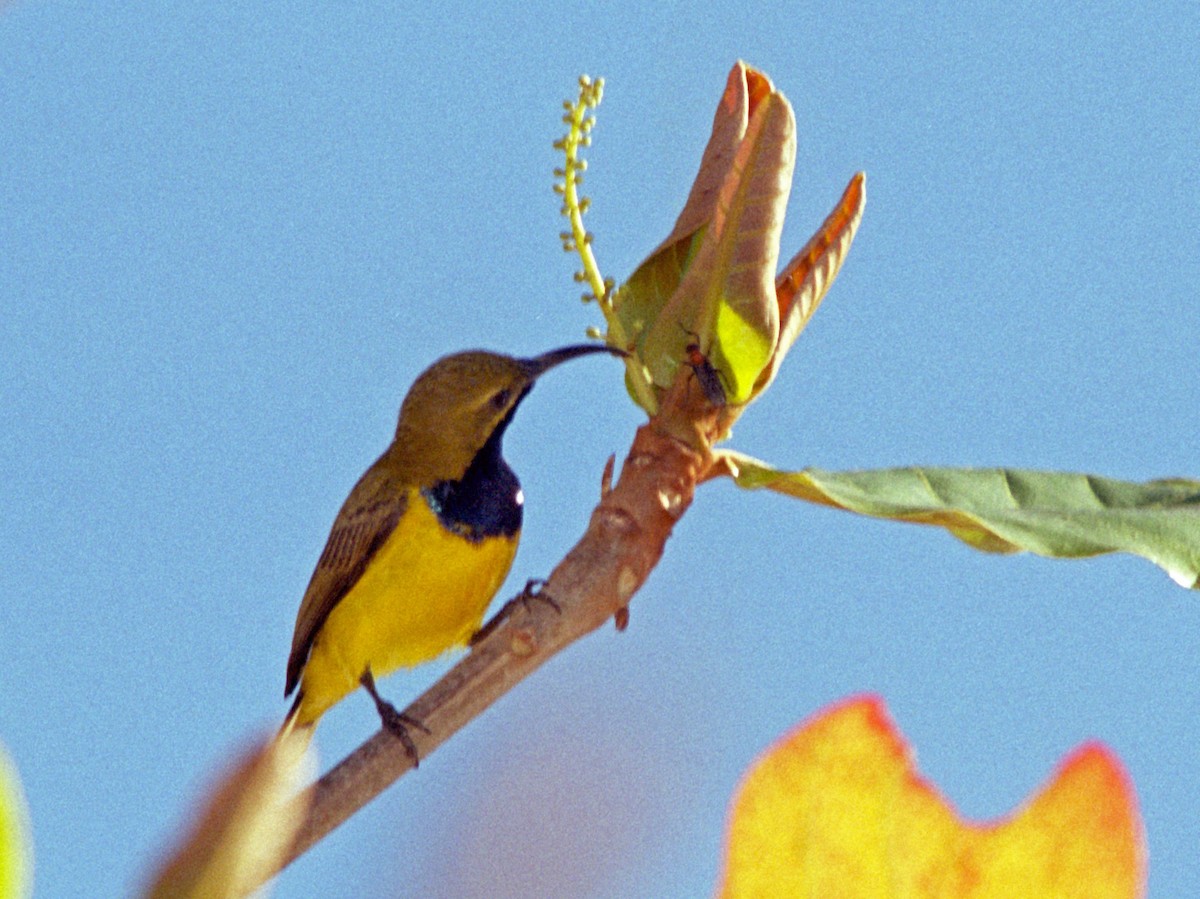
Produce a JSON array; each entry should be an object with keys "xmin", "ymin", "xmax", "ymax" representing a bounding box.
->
[
  {"xmin": 469, "ymin": 578, "xmax": 560, "ymax": 647},
  {"xmin": 376, "ymin": 702, "xmax": 429, "ymax": 767},
  {"xmin": 516, "ymin": 578, "xmax": 560, "ymax": 615},
  {"xmin": 360, "ymin": 670, "xmax": 429, "ymax": 767}
]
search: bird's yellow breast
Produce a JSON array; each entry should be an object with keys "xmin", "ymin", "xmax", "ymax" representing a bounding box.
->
[{"xmin": 291, "ymin": 488, "xmax": 518, "ymax": 726}]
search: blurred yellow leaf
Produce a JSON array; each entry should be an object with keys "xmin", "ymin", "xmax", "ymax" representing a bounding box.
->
[
  {"xmin": 717, "ymin": 696, "xmax": 1144, "ymax": 898},
  {"xmin": 142, "ymin": 731, "xmax": 312, "ymax": 899}
]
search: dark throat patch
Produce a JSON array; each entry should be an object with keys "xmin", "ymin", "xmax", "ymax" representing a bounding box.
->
[{"xmin": 422, "ymin": 404, "xmax": 525, "ymax": 541}]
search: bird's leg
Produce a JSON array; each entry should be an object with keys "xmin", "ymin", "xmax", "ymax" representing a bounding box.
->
[
  {"xmin": 359, "ymin": 669, "xmax": 429, "ymax": 766},
  {"xmin": 469, "ymin": 578, "xmax": 560, "ymax": 647}
]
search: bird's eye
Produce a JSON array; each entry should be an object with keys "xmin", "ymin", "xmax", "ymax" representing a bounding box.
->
[{"xmin": 490, "ymin": 388, "xmax": 511, "ymax": 410}]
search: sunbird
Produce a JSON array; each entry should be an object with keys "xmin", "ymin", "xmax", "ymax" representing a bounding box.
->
[{"xmin": 283, "ymin": 343, "xmax": 624, "ymax": 756}]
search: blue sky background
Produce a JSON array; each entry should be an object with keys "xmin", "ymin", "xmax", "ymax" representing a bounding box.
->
[{"xmin": 3, "ymin": 3, "xmax": 1198, "ymax": 896}]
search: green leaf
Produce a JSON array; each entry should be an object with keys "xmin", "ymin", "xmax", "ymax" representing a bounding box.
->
[
  {"xmin": 615, "ymin": 230, "xmax": 704, "ymax": 404},
  {"xmin": 0, "ymin": 743, "xmax": 32, "ymax": 899},
  {"xmin": 719, "ymin": 452, "xmax": 1200, "ymax": 588}
]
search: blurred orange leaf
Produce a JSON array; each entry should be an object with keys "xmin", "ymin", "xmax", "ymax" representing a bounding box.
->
[{"xmin": 717, "ymin": 696, "xmax": 1144, "ymax": 898}]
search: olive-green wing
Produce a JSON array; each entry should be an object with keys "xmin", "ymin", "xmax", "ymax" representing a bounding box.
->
[{"xmin": 285, "ymin": 461, "xmax": 409, "ymax": 697}]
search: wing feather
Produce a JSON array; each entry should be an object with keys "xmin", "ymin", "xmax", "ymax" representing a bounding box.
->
[{"xmin": 284, "ymin": 460, "xmax": 408, "ymax": 696}]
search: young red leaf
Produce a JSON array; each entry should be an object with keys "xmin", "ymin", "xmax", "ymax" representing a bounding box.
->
[
  {"xmin": 614, "ymin": 61, "xmax": 863, "ymax": 423},
  {"xmin": 755, "ymin": 170, "xmax": 866, "ymax": 396}
]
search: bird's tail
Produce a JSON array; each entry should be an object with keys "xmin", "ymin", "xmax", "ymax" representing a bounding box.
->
[{"xmin": 277, "ymin": 691, "xmax": 315, "ymax": 750}]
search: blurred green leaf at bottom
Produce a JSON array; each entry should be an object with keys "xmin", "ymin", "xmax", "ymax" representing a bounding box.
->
[{"xmin": 0, "ymin": 743, "xmax": 32, "ymax": 899}]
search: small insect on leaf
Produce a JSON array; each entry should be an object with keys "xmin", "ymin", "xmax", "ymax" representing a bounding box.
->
[{"xmin": 684, "ymin": 342, "xmax": 728, "ymax": 408}]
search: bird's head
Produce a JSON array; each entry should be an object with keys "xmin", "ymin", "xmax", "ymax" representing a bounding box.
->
[{"xmin": 391, "ymin": 343, "xmax": 624, "ymax": 483}]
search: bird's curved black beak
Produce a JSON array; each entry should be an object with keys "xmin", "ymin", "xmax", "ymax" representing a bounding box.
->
[{"xmin": 520, "ymin": 343, "xmax": 628, "ymax": 380}]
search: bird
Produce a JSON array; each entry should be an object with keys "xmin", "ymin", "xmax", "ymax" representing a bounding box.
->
[{"xmin": 282, "ymin": 342, "xmax": 624, "ymax": 758}]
